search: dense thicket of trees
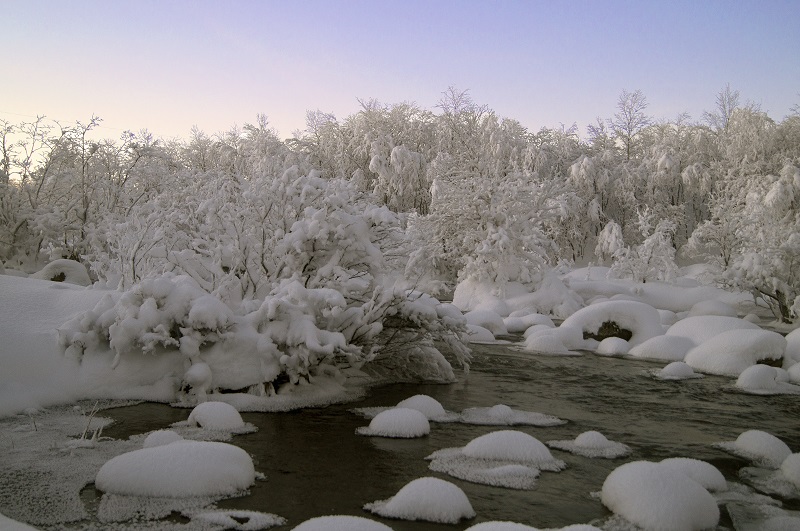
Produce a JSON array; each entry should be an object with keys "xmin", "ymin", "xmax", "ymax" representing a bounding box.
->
[{"xmin": 2, "ymin": 87, "xmax": 799, "ymax": 321}]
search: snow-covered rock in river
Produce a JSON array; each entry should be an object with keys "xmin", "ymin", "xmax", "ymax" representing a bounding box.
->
[
  {"xmin": 629, "ymin": 335, "xmax": 695, "ymax": 362},
  {"xmin": 293, "ymin": 515, "xmax": 394, "ymax": 530},
  {"xmin": 364, "ymin": 477, "xmax": 475, "ymax": 524},
  {"xmin": 665, "ymin": 315, "xmax": 760, "ymax": 345},
  {"xmin": 684, "ymin": 329, "xmax": 787, "ymax": 376},
  {"xmin": 559, "ymin": 300, "xmax": 664, "ymax": 347},
  {"xmin": 547, "ymin": 431, "xmax": 631, "ymax": 459},
  {"xmin": 657, "ymin": 457, "xmax": 727, "ymax": 492},
  {"xmin": 715, "ymin": 430, "xmax": 792, "ymax": 468},
  {"xmin": 459, "ymin": 404, "xmax": 566, "ymax": 427},
  {"xmin": 464, "ymin": 309, "xmax": 508, "ymax": 335},
  {"xmin": 142, "ymin": 430, "xmax": 184, "ymax": 448},
  {"xmin": 600, "ymin": 460, "xmax": 720, "ymax": 531},
  {"xmin": 651, "ymin": 361, "xmax": 703, "ymax": 380},
  {"xmin": 356, "ymin": 408, "xmax": 430, "ymax": 438},
  {"xmin": 186, "ymin": 401, "xmax": 245, "ymax": 430},
  {"xmin": 687, "ymin": 299, "xmax": 737, "ymax": 318},
  {"xmin": 595, "ymin": 337, "xmax": 629, "ymax": 356},
  {"xmin": 95, "ymin": 440, "xmax": 255, "ymax": 497}
]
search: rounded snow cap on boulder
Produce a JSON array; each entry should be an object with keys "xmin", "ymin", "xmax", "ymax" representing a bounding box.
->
[
  {"xmin": 724, "ymin": 430, "xmax": 792, "ymax": 468},
  {"xmin": 601, "ymin": 460, "xmax": 719, "ymax": 531},
  {"xmin": 781, "ymin": 453, "xmax": 800, "ymax": 489},
  {"xmin": 30, "ymin": 259, "xmax": 91, "ymax": 286},
  {"xmin": 142, "ymin": 429, "xmax": 184, "ymax": 448},
  {"xmin": 559, "ymin": 300, "xmax": 663, "ymax": 347},
  {"xmin": 396, "ymin": 394, "xmax": 447, "ymax": 420},
  {"xmin": 656, "ymin": 361, "xmax": 700, "ymax": 380},
  {"xmin": 684, "ymin": 329, "xmax": 787, "ymax": 377},
  {"xmin": 658, "ymin": 458, "xmax": 727, "ymax": 492},
  {"xmin": 356, "ymin": 408, "xmax": 430, "ymax": 438},
  {"xmin": 687, "ymin": 299, "xmax": 737, "ymax": 318},
  {"xmin": 364, "ymin": 476, "xmax": 475, "ymax": 524},
  {"xmin": 463, "ymin": 430, "xmax": 557, "ymax": 465},
  {"xmin": 293, "ymin": 515, "xmax": 394, "ymax": 531},
  {"xmin": 736, "ymin": 364, "xmax": 779, "ymax": 392},
  {"xmin": 187, "ymin": 401, "xmax": 245, "ymax": 430}
]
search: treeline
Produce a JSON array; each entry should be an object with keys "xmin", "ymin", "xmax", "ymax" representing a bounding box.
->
[{"xmin": 1, "ymin": 86, "xmax": 799, "ymax": 320}]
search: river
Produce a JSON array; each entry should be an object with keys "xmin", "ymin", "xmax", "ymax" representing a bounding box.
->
[{"xmin": 101, "ymin": 342, "xmax": 800, "ymax": 530}]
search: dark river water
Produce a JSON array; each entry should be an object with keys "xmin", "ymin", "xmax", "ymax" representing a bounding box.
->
[{"xmin": 101, "ymin": 342, "xmax": 800, "ymax": 530}]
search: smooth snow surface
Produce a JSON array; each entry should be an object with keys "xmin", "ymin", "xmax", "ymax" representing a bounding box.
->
[
  {"xmin": 785, "ymin": 328, "xmax": 800, "ymax": 367},
  {"xmin": 30, "ymin": 259, "xmax": 91, "ymax": 286},
  {"xmin": 504, "ymin": 312, "xmax": 555, "ymax": 333},
  {"xmin": 665, "ymin": 315, "xmax": 760, "ymax": 345},
  {"xmin": 467, "ymin": 324, "xmax": 496, "ymax": 342},
  {"xmin": 356, "ymin": 407, "xmax": 430, "ymax": 438},
  {"xmin": 684, "ymin": 329, "xmax": 787, "ymax": 376},
  {"xmin": 186, "ymin": 401, "xmax": 245, "ymax": 430},
  {"xmin": 736, "ymin": 364, "xmax": 800, "ymax": 395},
  {"xmin": 95, "ymin": 440, "xmax": 255, "ymax": 497},
  {"xmin": 600, "ymin": 460, "xmax": 719, "ymax": 531},
  {"xmin": 652, "ymin": 361, "xmax": 703, "ymax": 380},
  {"xmin": 523, "ymin": 333, "xmax": 574, "ymax": 356},
  {"xmin": 292, "ymin": 515, "xmax": 394, "ymax": 530},
  {"xmin": 658, "ymin": 458, "xmax": 727, "ymax": 491},
  {"xmin": 716, "ymin": 430, "xmax": 792, "ymax": 469},
  {"xmin": 464, "ymin": 522, "xmax": 539, "ymax": 530},
  {"xmin": 463, "ymin": 430, "xmax": 562, "ymax": 464},
  {"xmin": 595, "ymin": 337, "xmax": 629, "ymax": 356},
  {"xmin": 781, "ymin": 453, "xmax": 800, "ymax": 488},
  {"xmin": 0, "ymin": 512, "xmax": 40, "ymax": 531},
  {"xmin": 142, "ymin": 430, "xmax": 184, "ymax": 448},
  {"xmin": 364, "ymin": 477, "xmax": 475, "ymax": 524},
  {"xmin": 465, "ymin": 310, "xmax": 508, "ymax": 335},
  {"xmin": 559, "ymin": 300, "xmax": 664, "ymax": 347},
  {"xmin": 547, "ymin": 431, "xmax": 631, "ymax": 459},
  {"xmin": 687, "ymin": 299, "xmax": 737, "ymax": 318},
  {"xmin": 629, "ymin": 335, "xmax": 695, "ymax": 362},
  {"xmin": 459, "ymin": 404, "xmax": 566, "ymax": 427},
  {"xmin": 351, "ymin": 394, "xmax": 459, "ymax": 423}
]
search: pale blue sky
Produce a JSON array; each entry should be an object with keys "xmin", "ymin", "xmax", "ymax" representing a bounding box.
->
[{"xmin": 3, "ymin": 0, "xmax": 799, "ymax": 140}]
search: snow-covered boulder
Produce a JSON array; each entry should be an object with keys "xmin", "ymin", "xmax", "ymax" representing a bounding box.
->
[
  {"xmin": 559, "ymin": 300, "xmax": 663, "ymax": 347},
  {"xmin": 547, "ymin": 431, "xmax": 631, "ymax": 459},
  {"xmin": 364, "ymin": 477, "xmax": 475, "ymax": 524},
  {"xmin": 781, "ymin": 453, "xmax": 800, "ymax": 489},
  {"xmin": 665, "ymin": 315, "xmax": 760, "ymax": 345},
  {"xmin": 293, "ymin": 515, "xmax": 393, "ymax": 530},
  {"xmin": 684, "ymin": 329, "xmax": 787, "ymax": 376},
  {"xmin": 464, "ymin": 309, "xmax": 508, "ymax": 335},
  {"xmin": 687, "ymin": 299, "xmax": 737, "ymax": 318},
  {"xmin": 142, "ymin": 430, "xmax": 184, "ymax": 448},
  {"xmin": 356, "ymin": 408, "xmax": 430, "ymax": 438},
  {"xmin": 600, "ymin": 460, "xmax": 719, "ymax": 530},
  {"xmin": 785, "ymin": 328, "xmax": 800, "ymax": 368},
  {"xmin": 523, "ymin": 333, "xmax": 574, "ymax": 356},
  {"xmin": 459, "ymin": 404, "xmax": 565, "ymax": 427},
  {"xmin": 30, "ymin": 259, "xmax": 91, "ymax": 286},
  {"xmin": 186, "ymin": 401, "xmax": 245, "ymax": 430},
  {"xmin": 396, "ymin": 394, "xmax": 448, "ymax": 420},
  {"xmin": 463, "ymin": 430, "xmax": 563, "ymax": 466},
  {"xmin": 658, "ymin": 458, "xmax": 727, "ymax": 492},
  {"xmin": 466, "ymin": 324, "xmax": 496, "ymax": 342},
  {"xmin": 503, "ymin": 312, "xmax": 555, "ymax": 333},
  {"xmin": 653, "ymin": 361, "xmax": 702, "ymax": 380},
  {"xmin": 629, "ymin": 335, "xmax": 694, "ymax": 362},
  {"xmin": 95, "ymin": 440, "xmax": 255, "ymax": 497},
  {"xmin": 715, "ymin": 430, "xmax": 792, "ymax": 468},
  {"xmin": 595, "ymin": 337, "xmax": 629, "ymax": 356}
]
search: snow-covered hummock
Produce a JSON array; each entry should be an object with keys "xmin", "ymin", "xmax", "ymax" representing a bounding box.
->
[
  {"xmin": 522, "ymin": 326, "xmax": 584, "ymax": 356},
  {"xmin": 687, "ymin": 299, "xmax": 737, "ymax": 318},
  {"xmin": 426, "ymin": 430, "xmax": 565, "ymax": 490},
  {"xmin": 364, "ymin": 477, "xmax": 475, "ymax": 524},
  {"xmin": 684, "ymin": 329, "xmax": 787, "ymax": 377},
  {"xmin": 558, "ymin": 300, "xmax": 664, "ymax": 348},
  {"xmin": 142, "ymin": 429, "xmax": 184, "ymax": 448},
  {"xmin": 715, "ymin": 430, "xmax": 792, "ymax": 469},
  {"xmin": 30, "ymin": 259, "xmax": 92, "ymax": 286},
  {"xmin": 186, "ymin": 401, "xmax": 245, "ymax": 430},
  {"xmin": 736, "ymin": 364, "xmax": 800, "ymax": 395},
  {"xmin": 467, "ymin": 324, "xmax": 497, "ymax": 343},
  {"xmin": 665, "ymin": 315, "xmax": 760, "ymax": 345},
  {"xmin": 781, "ymin": 453, "xmax": 800, "ymax": 489},
  {"xmin": 600, "ymin": 460, "xmax": 720, "ymax": 531},
  {"xmin": 503, "ymin": 311, "xmax": 555, "ymax": 334},
  {"xmin": 784, "ymin": 328, "xmax": 800, "ymax": 369},
  {"xmin": 0, "ymin": 512, "xmax": 40, "ymax": 531},
  {"xmin": 292, "ymin": 515, "xmax": 394, "ymax": 530},
  {"xmin": 356, "ymin": 408, "xmax": 430, "ymax": 438},
  {"xmin": 95, "ymin": 440, "xmax": 255, "ymax": 497},
  {"xmin": 595, "ymin": 337, "xmax": 629, "ymax": 356},
  {"xmin": 352, "ymin": 394, "xmax": 459, "ymax": 422},
  {"xmin": 547, "ymin": 431, "xmax": 631, "ymax": 459},
  {"xmin": 459, "ymin": 404, "xmax": 566, "ymax": 427},
  {"xmin": 464, "ymin": 522, "xmax": 539, "ymax": 530},
  {"xmin": 629, "ymin": 335, "xmax": 695, "ymax": 362},
  {"xmin": 189, "ymin": 510, "xmax": 286, "ymax": 529},
  {"xmin": 651, "ymin": 361, "xmax": 703, "ymax": 380}
]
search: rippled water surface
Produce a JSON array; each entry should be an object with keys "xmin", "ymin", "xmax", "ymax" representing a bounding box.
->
[{"xmin": 103, "ymin": 343, "xmax": 800, "ymax": 529}]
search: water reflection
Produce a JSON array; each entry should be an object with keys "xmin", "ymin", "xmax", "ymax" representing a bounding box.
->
[{"xmin": 103, "ymin": 342, "xmax": 800, "ymax": 529}]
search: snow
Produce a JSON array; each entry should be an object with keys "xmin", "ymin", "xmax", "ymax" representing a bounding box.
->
[
  {"xmin": 467, "ymin": 324, "xmax": 497, "ymax": 342},
  {"xmin": 665, "ymin": 315, "xmax": 760, "ymax": 345},
  {"xmin": 651, "ymin": 361, "xmax": 703, "ymax": 380},
  {"xmin": 142, "ymin": 430, "xmax": 184, "ymax": 448},
  {"xmin": 522, "ymin": 333, "xmax": 575, "ymax": 356},
  {"xmin": 185, "ymin": 401, "xmax": 246, "ymax": 431},
  {"xmin": 30, "ymin": 259, "xmax": 92, "ymax": 286},
  {"xmin": 351, "ymin": 394, "xmax": 460, "ymax": 423},
  {"xmin": 95, "ymin": 440, "xmax": 256, "ymax": 497},
  {"xmin": 462, "ymin": 430, "xmax": 563, "ymax": 465},
  {"xmin": 595, "ymin": 337, "xmax": 629, "ymax": 356},
  {"xmin": 629, "ymin": 335, "xmax": 695, "ymax": 362},
  {"xmin": 293, "ymin": 515, "xmax": 394, "ymax": 530},
  {"xmin": 559, "ymin": 300, "xmax": 664, "ymax": 347},
  {"xmin": 736, "ymin": 364, "xmax": 800, "ymax": 395},
  {"xmin": 684, "ymin": 329, "xmax": 787, "ymax": 376},
  {"xmin": 465, "ymin": 309, "xmax": 508, "ymax": 335},
  {"xmin": 464, "ymin": 522, "xmax": 539, "ymax": 530},
  {"xmin": 503, "ymin": 312, "xmax": 555, "ymax": 333},
  {"xmin": 600, "ymin": 460, "xmax": 720, "ymax": 531},
  {"xmin": 547, "ymin": 430, "xmax": 631, "ymax": 459},
  {"xmin": 459, "ymin": 404, "xmax": 566, "ymax": 427},
  {"xmin": 356, "ymin": 407, "xmax": 431, "ymax": 438},
  {"xmin": 657, "ymin": 458, "xmax": 727, "ymax": 492},
  {"xmin": 687, "ymin": 299, "xmax": 737, "ymax": 318},
  {"xmin": 0, "ymin": 512, "xmax": 40, "ymax": 531},
  {"xmin": 785, "ymin": 328, "xmax": 800, "ymax": 367},
  {"xmin": 364, "ymin": 476, "xmax": 476, "ymax": 524},
  {"xmin": 715, "ymin": 430, "xmax": 793, "ymax": 468},
  {"xmin": 781, "ymin": 453, "xmax": 800, "ymax": 488},
  {"xmin": 189, "ymin": 509, "xmax": 286, "ymax": 529}
]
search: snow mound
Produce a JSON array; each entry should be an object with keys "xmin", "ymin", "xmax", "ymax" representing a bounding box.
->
[
  {"xmin": 356, "ymin": 407, "xmax": 430, "ymax": 438},
  {"xmin": 715, "ymin": 430, "xmax": 792, "ymax": 468},
  {"xmin": 30, "ymin": 259, "xmax": 91, "ymax": 286},
  {"xmin": 190, "ymin": 509, "xmax": 286, "ymax": 529},
  {"xmin": 547, "ymin": 431, "xmax": 631, "ymax": 459},
  {"xmin": 351, "ymin": 394, "xmax": 459, "ymax": 423},
  {"xmin": 0, "ymin": 512, "xmax": 40, "ymax": 531},
  {"xmin": 658, "ymin": 458, "xmax": 727, "ymax": 492},
  {"xmin": 651, "ymin": 361, "xmax": 703, "ymax": 380},
  {"xmin": 463, "ymin": 430, "xmax": 563, "ymax": 466},
  {"xmin": 595, "ymin": 337, "xmax": 629, "ymax": 356},
  {"xmin": 467, "ymin": 324, "xmax": 496, "ymax": 342},
  {"xmin": 364, "ymin": 476, "xmax": 475, "ymax": 524},
  {"xmin": 785, "ymin": 328, "xmax": 800, "ymax": 367},
  {"xmin": 687, "ymin": 299, "xmax": 737, "ymax": 318},
  {"xmin": 559, "ymin": 300, "xmax": 664, "ymax": 347},
  {"xmin": 523, "ymin": 330, "xmax": 579, "ymax": 356},
  {"xmin": 465, "ymin": 310, "xmax": 508, "ymax": 335},
  {"xmin": 95, "ymin": 440, "xmax": 255, "ymax": 497},
  {"xmin": 666, "ymin": 315, "xmax": 760, "ymax": 345},
  {"xmin": 782, "ymin": 453, "xmax": 800, "ymax": 488},
  {"xmin": 142, "ymin": 430, "xmax": 184, "ymax": 448},
  {"xmin": 736, "ymin": 364, "xmax": 800, "ymax": 395},
  {"xmin": 464, "ymin": 522, "xmax": 539, "ymax": 530},
  {"xmin": 186, "ymin": 401, "xmax": 245, "ymax": 430},
  {"xmin": 684, "ymin": 329, "xmax": 787, "ymax": 376},
  {"xmin": 459, "ymin": 404, "xmax": 566, "ymax": 427},
  {"xmin": 293, "ymin": 515, "xmax": 394, "ymax": 530},
  {"xmin": 629, "ymin": 335, "xmax": 695, "ymax": 362},
  {"xmin": 504, "ymin": 312, "xmax": 555, "ymax": 333},
  {"xmin": 600, "ymin": 460, "xmax": 719, "ymax": 531}
]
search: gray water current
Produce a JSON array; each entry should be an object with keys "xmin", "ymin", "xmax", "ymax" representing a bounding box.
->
[{"xmin": 102, "ymin": 342, "xmax": 800, "ymax": 530}]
